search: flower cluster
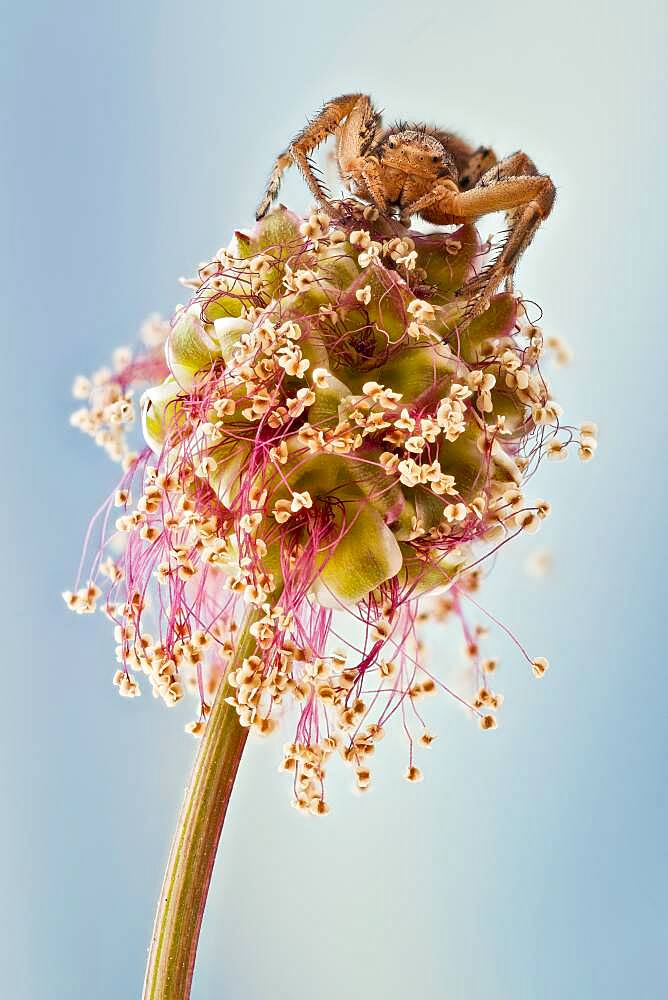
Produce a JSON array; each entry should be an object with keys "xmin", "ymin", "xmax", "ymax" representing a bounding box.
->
[{"xmin": 65, "ymin": 203, "xmax": 596, "ymax": 812}]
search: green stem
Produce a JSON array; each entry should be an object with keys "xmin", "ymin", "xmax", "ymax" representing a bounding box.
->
[{"xmin": 142, "ymin": 610, "xmax": 258, "ymax": 1000}]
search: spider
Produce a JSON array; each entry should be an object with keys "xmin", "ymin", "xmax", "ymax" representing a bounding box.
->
[{"xmin": 256, "ymin": 93, "xmax": 555, "ymax": 313}]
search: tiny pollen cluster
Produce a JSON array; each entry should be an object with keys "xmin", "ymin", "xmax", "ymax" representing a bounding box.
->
[{"xmin": 65, "ymin": 203, "xmax": 596, "ymax": 813}]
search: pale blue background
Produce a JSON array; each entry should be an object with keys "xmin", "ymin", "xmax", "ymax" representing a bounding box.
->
[{"xmin": 2, "ymin": 1, "xmax": 666, "ymax": 997}]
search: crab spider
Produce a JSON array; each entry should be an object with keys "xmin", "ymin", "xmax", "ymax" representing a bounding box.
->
[{"xmin": 256, "ymin": 93, "xmax": 555, "ymax": 314}]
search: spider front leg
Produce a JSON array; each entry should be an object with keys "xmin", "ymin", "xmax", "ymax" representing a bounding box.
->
[
  {"xmin": 403, "ymin": 152, "xmax": 555, "ymax": 315},
  {"xmin": 256, "ymin": 93, "xmax": 365, "ymax": 220},
  {"xmin": 463, "ymin": 152, "xmax": 553, "ymax": 304},
  {"xmin": 341, "ymin": 155, "xmax": 388, "ymax": 214}
]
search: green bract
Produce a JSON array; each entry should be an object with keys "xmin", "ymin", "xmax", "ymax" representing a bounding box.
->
[
  {"xmin": 140, "ymin": 207, "xmax": 533, "ymax": 608},
  {"xmin": 67, "ymin": 196, "xmax": 592, "ymax": 817}
]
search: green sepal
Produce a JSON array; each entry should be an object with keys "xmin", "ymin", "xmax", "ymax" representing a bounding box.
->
[
  {"xmin": 438, "ymin": 426, "xmax": 488, "ymax": 501},
  {"xmin": 488, "ymin": 439, "xmax": 522, "ymax": 487},
  {"xmin": 312, "ymin": 503, "xmax": 403, "ymax": 608},
  {"xmin": 249, "ymin": 208, "xmax": 307, "ymax": 298},
  {"xmin": 412, "ymin": 484, "xmax": 447, "ymax": 533},
  {"xmin": 439, "ymin": 426, "xmax": 521, "ymax": 500},
  {"xmin": 141, "ymin": 377, "xmax": 184, "ymax": 453},
  {"xmin": 354, "ymin": 265, "xmax": 412, "ymax": 345},
  {"xmin": 205, "ymin": 439, "xmax": 253, "ymax": 507},
  {"xmin": 460, "ymin": 293, "xmax": 518, "ymax": 362},
  {"xmin": 316, "ymin": 241, "xmax": 360, "ymax": 289},
  {"xmin": 307, "ymin": 372, "xmax": 352, "ymax": 429},
  {"xmin": 387, "ymin": 492, "xmax": 420, "ymax": 541},
  {"xmin": 283, "ymin": 452, "xmax": 365, "ymax": 503},
  {"xmin": 370, "ymin": 344, "xmax": 457, "ymax": 404},
  {"xmin": 227, "ymin": 230, "xmax": 254, "ymax": 260},
  {"xmin": 199, "ymin": 278, "xmax": 249, "ymax": 323},
  {"xmin": 398, "ymin": 542, "xmax": 468, "ymax": 598},
  {"xmin": 415, "ymin": 224, "xmax": 480, "ymax": 301},
  {"xmin": 280, "ymin": 281, "xmax": 340, "ymax": 318},
  {"xmin": 429, "ymin": 299, "xmax": 469, "ymax": 340},
  {"xmin": 251, "ymin": 206, "xmax": 304, "ymax": 256},
  {"xmin": 278, "ymin": 448, "xmax": 399, "ymax": 520},
  {"xmin": 166, "ymin": 310, "xmax": 219, "ymax": 388},
  {"xmin": 212, "ymin": 317, "xmax": 253, "ymax": 364},
  {"xmin": 299, "ymin": 329, "xmax": 330, "ymax": 370},
  {"xmin": 483, "ymin": 386, "xmax": 527, "ymax": 434},
  {"xmin": 386, "ymin": 483, "xmax": 445, "ymax": 541}
]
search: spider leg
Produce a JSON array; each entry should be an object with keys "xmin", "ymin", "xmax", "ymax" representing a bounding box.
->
[
  {"xmin": 459, "ymin": 152, "xmax": 554, "ymax": 309},
  {"xmin": 397, "ymin": 180, "xmax": 459, "ymax": 227},
  {"xmin": 402, "ymin": 152, "xmax": 555, "ymax": 315},
  {"xmin": 334, "ymin": 96, "xmax": 386, "ymax": 210},
  {"xmin": 360, "ymin": 157, "xmax": 388, "ymax": 212},
  {"xmin": 457, "ymin": 145, "xmax": 499, "ymax": 191},
  {"xmin": 255, "ymin": 150, "xmax": 293, "ymax": 221},
  {"xmin": 339, "ymin": 154, "xmax": 388, "ymax": 213},
  {"xmin": 256, "ymin": 93, "xmax": 368, "ymax": 220}
]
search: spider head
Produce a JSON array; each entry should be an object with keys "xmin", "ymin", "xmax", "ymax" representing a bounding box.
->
[{"xmin": 377, "ymin": 128, "xmax": 457, "ymax": 182}]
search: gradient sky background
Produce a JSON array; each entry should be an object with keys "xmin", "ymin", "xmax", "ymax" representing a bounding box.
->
[{"xmin": 2, "ymin": 1, "xmax": 666, "ymax": 997}]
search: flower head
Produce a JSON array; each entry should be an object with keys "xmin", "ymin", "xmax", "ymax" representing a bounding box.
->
[{"xmin": 66, "ymin": 204, "xmax": 595, "ymax": 812}]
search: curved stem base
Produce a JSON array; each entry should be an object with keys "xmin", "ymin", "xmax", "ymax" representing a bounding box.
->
[{"xmin": 142, "ymin": 616, "xmax": 256, "ymax": 999}]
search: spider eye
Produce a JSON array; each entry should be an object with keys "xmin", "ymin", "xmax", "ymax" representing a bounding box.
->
[
  {"xmin": 431, "ymin": 154, "xmax": 440, "ymax": 163},
  {"xmin": 388, "ymin": 137, "xmax": 397, "ymax": 148}
]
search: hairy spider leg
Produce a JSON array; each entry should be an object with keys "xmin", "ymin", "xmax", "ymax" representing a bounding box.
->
[
  {"xmin": 402, "ymin": 150, "xmax": 555, "ymax": 315},
  {"xmin": 457, "ymin": 144, "xmax": 499, "ymax": 190},
  {"xmin": 335, "ymin": 107, "xmax": 386, "ymax": 210},
  {"xmin": 464, "ymin": 152, "xmax": 555, "ymax": 308},
  {"xmin": 255, "ymin": 93, "xmax": 377, "ymax": 220}
]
